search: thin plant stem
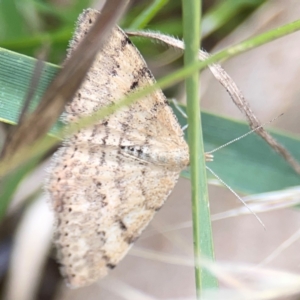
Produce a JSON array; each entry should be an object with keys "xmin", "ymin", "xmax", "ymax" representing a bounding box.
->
[{"xmin": 182, "ymin": 0, "xmax": 217, "ymax": 297}]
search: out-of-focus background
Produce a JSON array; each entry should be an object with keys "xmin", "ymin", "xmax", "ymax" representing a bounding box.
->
[{"xmin": 1, "ymin": 0, "xmax": 300, "ymax": 299}]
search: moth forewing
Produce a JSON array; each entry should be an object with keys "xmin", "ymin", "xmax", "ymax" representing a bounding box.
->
[{"xmin": 45, "ymin": 9, "xmax": 189, "ymax": 288}]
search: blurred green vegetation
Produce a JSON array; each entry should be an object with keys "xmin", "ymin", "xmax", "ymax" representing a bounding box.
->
[{"xmin": 0, "ymin": 0, "xmax": 266, "ymax": 62}]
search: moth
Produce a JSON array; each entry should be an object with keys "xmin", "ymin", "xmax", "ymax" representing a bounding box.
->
[{"xmin": 46, "ymin": 9, "xmax": 189, "ymax": 288}]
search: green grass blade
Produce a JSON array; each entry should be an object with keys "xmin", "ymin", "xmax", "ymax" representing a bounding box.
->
[
  {"xmin": 182, "ymin": 0, "xmax": 217, "ymax": 295},
  {"xmin": 202, "ymin": 0, "xmax": 265, "ymax": 38},
  {"xmin": 128, "ymin": 0, "xmax": 169, "ymax": 30},
  {"xmin": 0, "ymin": 47, "xmax": 63, "ymax": 133}
]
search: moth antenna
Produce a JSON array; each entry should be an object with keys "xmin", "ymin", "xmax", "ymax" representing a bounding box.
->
[
  {"xmin": 207, "ymin": 114, "xmax": 283, "ymax": 155},
  {"xmin": 206, "ymin": 165, "xmax": 266, "ymax": 229},
  {"xmin": 181, "ymin": 124, "xmax": 188, "ymax": 131},
  {"xmin": 171, "ymin": 98, "xmax": 188, "ymax": 119},
  {"xmin": 170, "ymin": 98, "xmax": 189, "ymax": 131}
]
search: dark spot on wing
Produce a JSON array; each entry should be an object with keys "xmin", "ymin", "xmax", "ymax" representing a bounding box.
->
[
  {"xmin": 121, "ymin": 36, "xmax": 132, "ymax": 48},
  {"xmin": 125, "ymin": 235, "xmax": 139, "ymax": 244},
  {"xmin": 119, "ymin": 220, "xmax": 127, "ymax": 231},
  {"xmin": 100, "ymin": 150, "xmax": 106, "ymax": 165},
  {"xmin": 121, "ymin": 122, "xmax": 128, "ymax": 130},
  {"xmin": 137, "ymin": 148, "xmax": 143, "ymax": 157},
  {"xmin": 107, "ymin": 263, "xmax": 116, "ymax": 269},
  {"xmin": 102, "ymin": 255, "xmax": 116, "ymax": 269},
  {"xmin": 101, "ymin": 194, "xmax": 108, "ymax": 207},
  {"xmin": 130, "ymin": 80, "xmax": 139, "ymax": 90},
  {"xmin": 141, "ymin": 185, "xmax": 146, "ymax": 196},
  {"xmin": 155, "ymin": 205, "xmax": 163, "ymax": 211},
  {"xmin": 138, "ymin": 66, "xmax": 152, "ymax": 79}
]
